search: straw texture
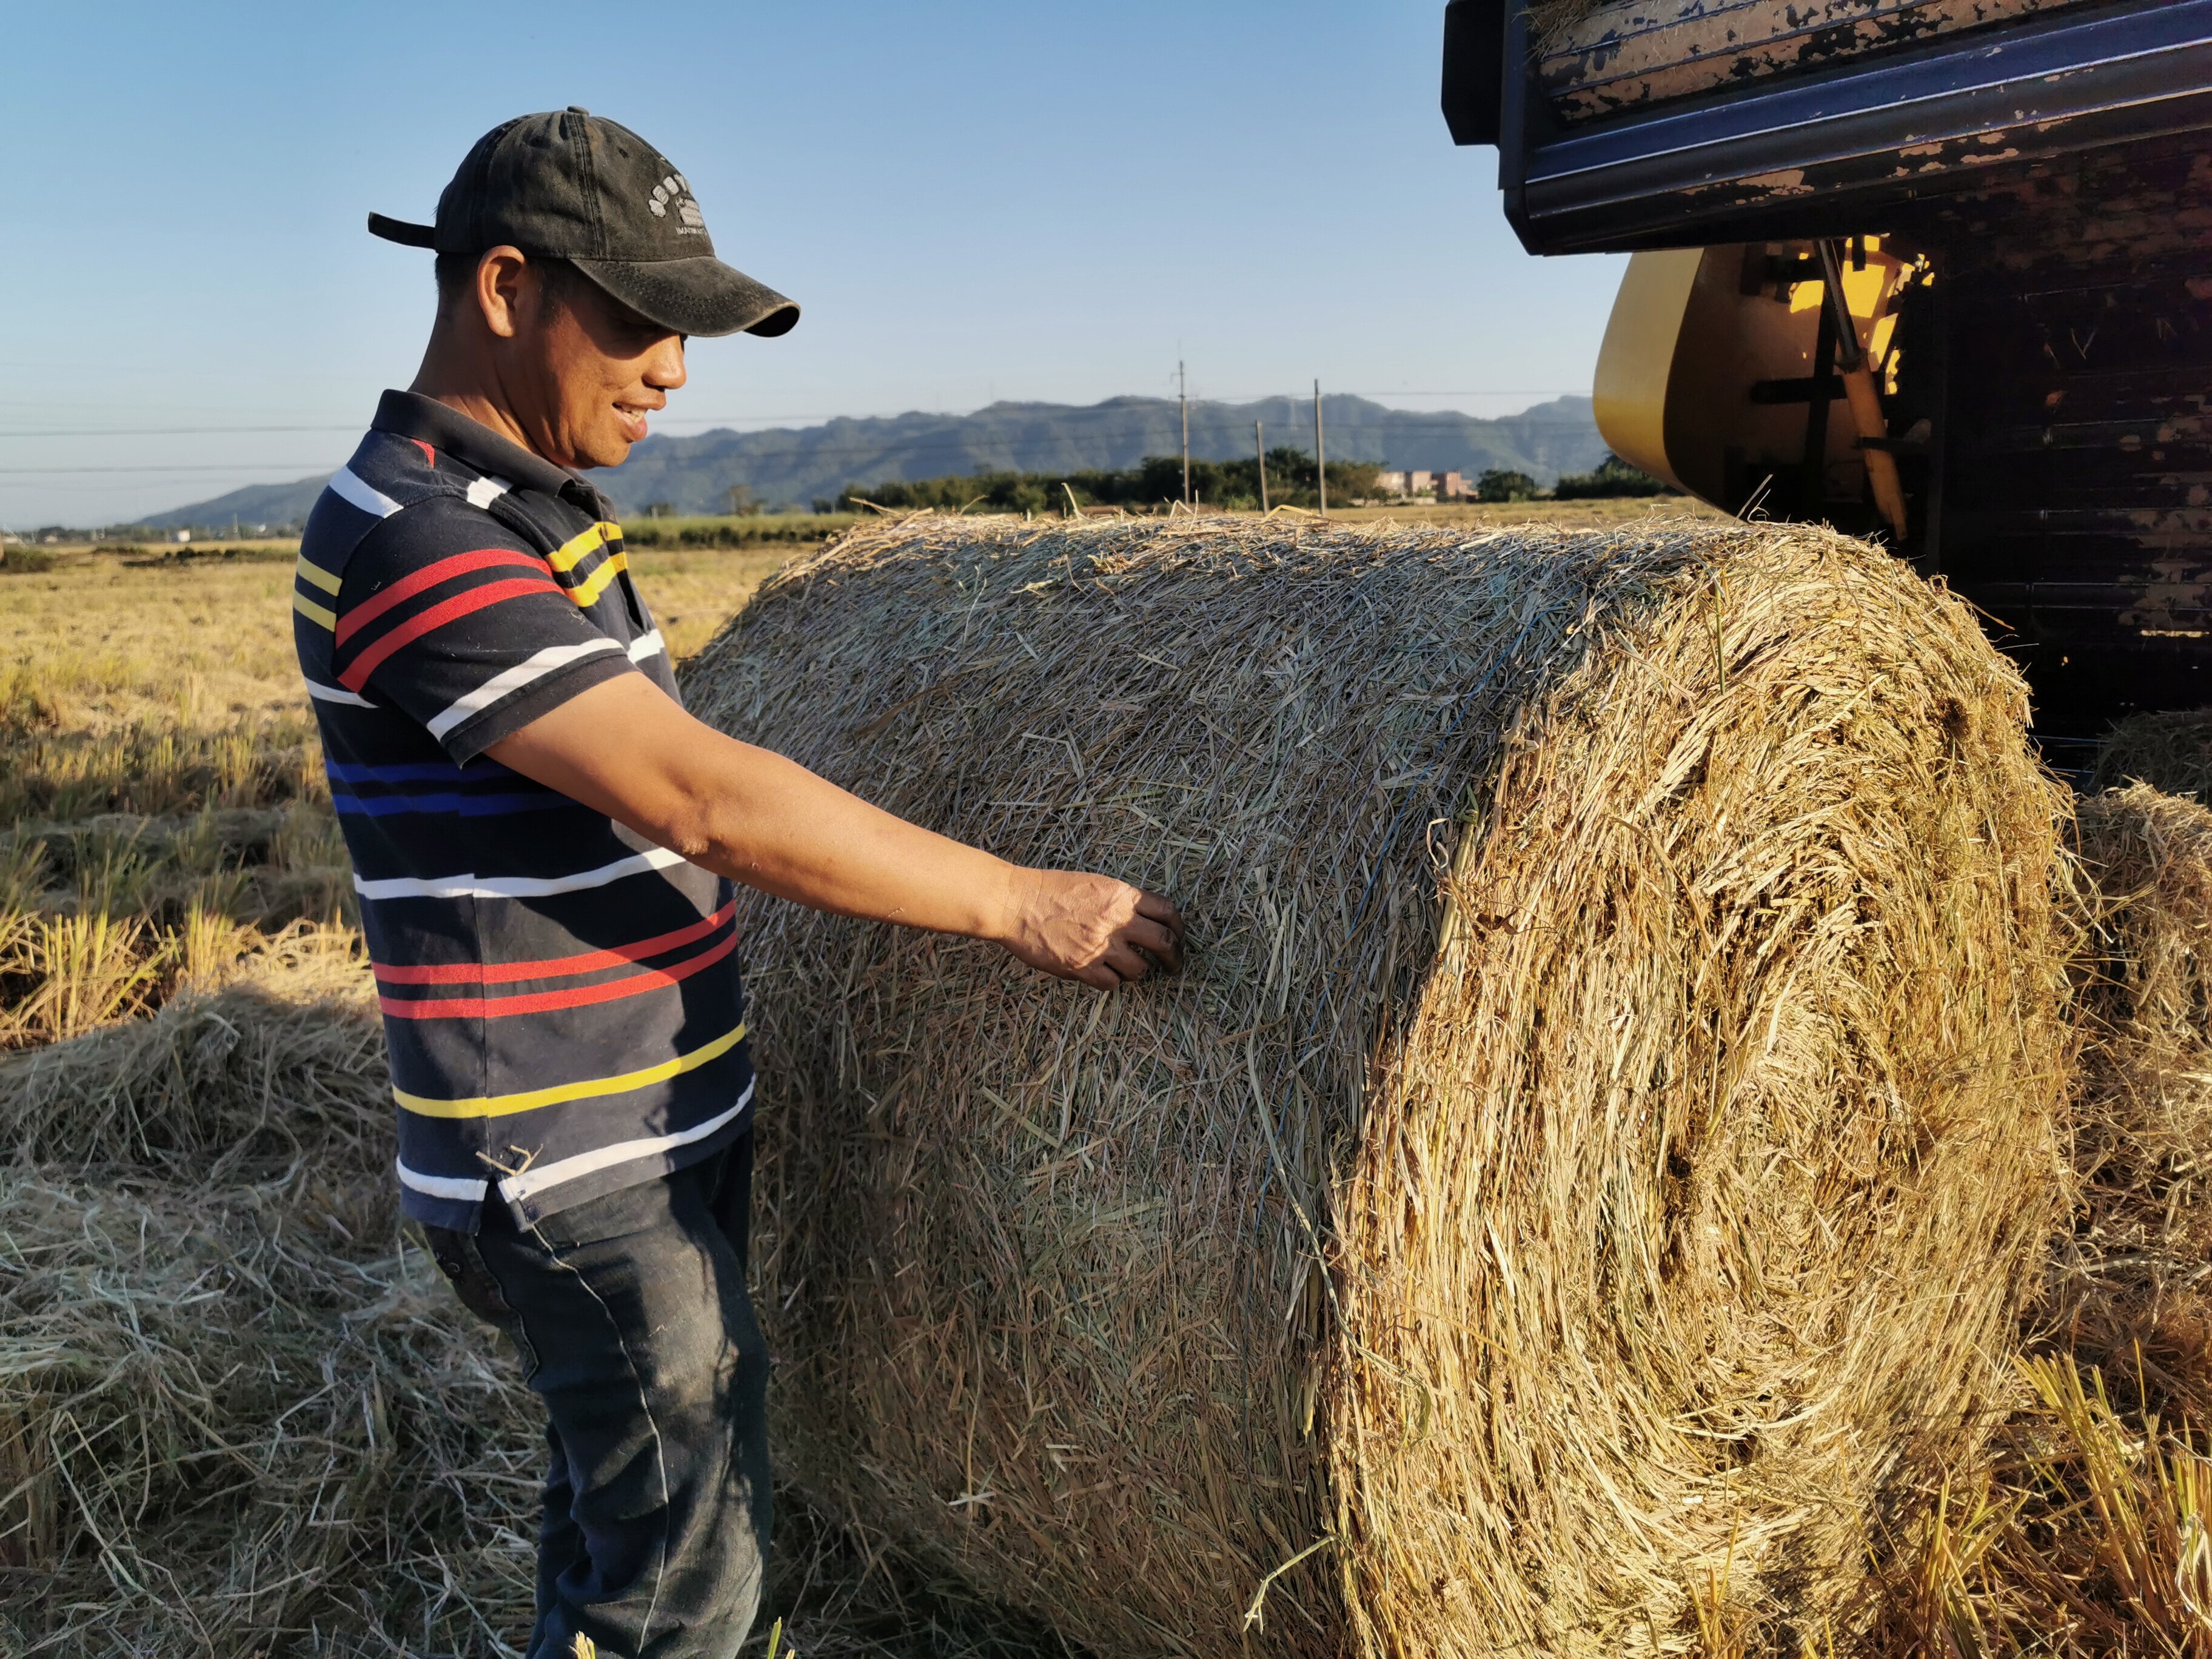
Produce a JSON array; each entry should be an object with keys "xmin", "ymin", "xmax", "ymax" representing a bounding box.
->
[
  {"xmin": 684, "ymin": 514, "xmax": 2074, "ymax": 1655},
  {"xmin": 2091, "ymin": 708, "xmax": 2212, "ymax": 806},
  {"xmin": 2060, "ymin": 785, "xmax": 2212, "ymax": 1416}
]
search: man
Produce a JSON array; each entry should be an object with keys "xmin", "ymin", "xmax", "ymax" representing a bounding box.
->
[{"xmin": 293, "ymin": 109, "xmax": 1183, "ymax": 1659}]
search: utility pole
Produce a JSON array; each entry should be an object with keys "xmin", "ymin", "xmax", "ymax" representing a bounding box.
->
[
  {"xmin": 1314, "ymin": 379, "xmax": 1327, "ymax": 520},
  {"xmin": 1179, "ymin": 360, "xmax": 1191, "ymax": 507},
  {"xmin": 1256, "ymin": 420, "xmax": 1269, "ymax": 512}
]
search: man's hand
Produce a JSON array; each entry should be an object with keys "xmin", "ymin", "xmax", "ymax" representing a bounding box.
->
[
  {"xmin": 998, "ymin": 869, "xmax": 1184, "ymax": 990},
  {"xmin": 486, "ymin": 674, "xmax": 1184, "ymax": 991}
]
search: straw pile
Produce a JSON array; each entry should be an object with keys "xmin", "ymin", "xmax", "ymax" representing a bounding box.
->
[
  {"xmin": 2091, "ymin": 708, "xmax": 2212, "ymax": 806},
  {"xmin": 0, "ymin": 936, "xmax": 548, "ymax": 1656},
  {"xmin": 0, "ymin": 1169, "xmax": 544, "ymax": 1656},
  {"xmin": 685, "ymin": 514, "xmax": 2074, "ymax": 1655},
  {"xmin": 0, "ymin": 917, "xmax": 1073, "ymax": 1657},
  {"xmin": 2059, "ymin": 783, "xmax": 2212, "ymax": 1415},
  {"xmin": 0, "ymin": 925, "xmax": 384, "ymax": 1175}
]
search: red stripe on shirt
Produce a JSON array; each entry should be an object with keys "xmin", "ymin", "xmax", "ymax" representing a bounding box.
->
[
  {"xmin": 377, "ymin": 927, "xmax": 739, "ymax": 1020},
  {"xmin": 336, "ymin": 547, "xmax": 548, "ymax": 648},
  {"xmin": 374, "ymin": 902, "xmax": 736, "ymax": 986},
  {"xmin": 338, "ymin": 575, "xmax": 563, "ymax": 691}
]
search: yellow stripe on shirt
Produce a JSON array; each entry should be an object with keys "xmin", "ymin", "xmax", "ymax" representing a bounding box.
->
[
  {"xmin": 394, "ymin": 1020, "xmax": 746, "ymax": 1119},
  {"xmin": 292, "ymin": 589, "xmax": 336, "ymax": 630},
  {"xmin": 294, "ymin": 555, "xmax": 343, "ymax": 594},
  {"xmin": 567, "ymin": 549, "xmax": 629, "ymax": 609},
  {"xmin": 549, "ymin": 521, "xmax": 621, "ymax": 572}
]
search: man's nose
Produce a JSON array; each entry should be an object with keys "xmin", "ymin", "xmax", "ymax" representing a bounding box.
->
[{"xmin": 645, "ymin": 335, "xmax": 688, "ymax": 392}]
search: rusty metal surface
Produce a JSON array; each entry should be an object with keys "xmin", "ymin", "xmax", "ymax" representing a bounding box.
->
[
  {"xmin": 1541, "ymin": 0, "xmax": 2102, "ymax": 122},
  {"xmin": 1498, "ymin": 0, "xmax": 2212, "ymax": 253},
  {"xmin": 1934, "ymin": 144, "xmax": 2212, "ymax": 728}
]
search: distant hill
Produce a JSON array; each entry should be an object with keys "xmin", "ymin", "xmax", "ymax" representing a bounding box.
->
[
  {"xmin": 141, "ymin": 394, "xmax": 1604, "ymax": 528},
  {"xmin": 139, "ymin": 474, "xmax": 330, "ymax": 533}
]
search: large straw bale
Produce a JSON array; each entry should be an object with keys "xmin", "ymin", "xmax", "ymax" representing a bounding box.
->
[
  {"xmin": 683, "ymin": 514, "xmax": 2074, "ymax": 1655},
  {"xmin": 2060, "ymin": 783, "xmax": 2212, "ymax": 1415}
]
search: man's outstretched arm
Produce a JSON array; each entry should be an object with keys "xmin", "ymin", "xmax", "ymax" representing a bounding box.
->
[{"xmin": 486, "ymin": 674, "xmax": 1183, "ymax": 990}]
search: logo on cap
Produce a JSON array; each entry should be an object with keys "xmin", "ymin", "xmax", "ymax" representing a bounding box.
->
[{"xmin": 648, "ymin": 173, "xmax": 707, "ymax": 236}]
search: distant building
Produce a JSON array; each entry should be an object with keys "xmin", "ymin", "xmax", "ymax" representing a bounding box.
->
[{"xmin": 1377, "ymin": 469, "xmax": 1476, "ymax": 500}]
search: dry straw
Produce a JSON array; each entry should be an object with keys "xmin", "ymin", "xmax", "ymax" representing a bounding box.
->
[
  {"xmin": 0, "ymin": 923, "xmax": 382, "ymax": 1178},
  {"xmin": 1880, "ymin": 780, "xmax": 2212, "ymax": 1652},
  {"xmin": 0, "ymin": 1168, "xmax": 544, "ymax": 1657},
  {"xmin": 2091, "ymin": 708, "xmax": 2212, "ymax": 806},
  {"xmin": 2060, "ymin": 784, "xmax": 2212, "ymax": 1414},
  {"xmin": 0, "ymin": 922, "xmax": 1087, "ymax": 1657},
  {"xmin": 684, "ymin": 514, "xmax": 2074, "ymax": 1655},
  {"xmin": 0, "ymin": 939, "xmax": 539, "ymax": 1657}
]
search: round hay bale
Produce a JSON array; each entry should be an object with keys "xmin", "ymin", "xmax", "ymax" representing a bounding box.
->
[{"xmin": 682, "ymin": 515, "xmax": 2073, "ymax": 1654}]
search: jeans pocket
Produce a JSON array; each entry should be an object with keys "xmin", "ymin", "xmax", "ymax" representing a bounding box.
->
[{"xmin": 422, "ymin": 1224, "xmax": 541, "ymax": 1378}]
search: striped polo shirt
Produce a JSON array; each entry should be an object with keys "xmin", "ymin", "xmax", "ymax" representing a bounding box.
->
[{"xmin": 293, "ymin": 390, "xmax": 753, "ymax": 1233}]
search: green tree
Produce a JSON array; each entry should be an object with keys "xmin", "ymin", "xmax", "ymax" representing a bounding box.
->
[
  {"xmin": 1551, "ymin": 454, "xmax": 1677, "ymax": 500},
  {"xmin": 1476, "ymin": 469, "xmax": 1538, "ymax": 503},
  {"xmin": 835, "ymin": 452, "xmax": 1383, "ymax": 517}
]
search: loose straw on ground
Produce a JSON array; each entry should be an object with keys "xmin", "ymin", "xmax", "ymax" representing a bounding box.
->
[
  {"xmin": 684, "ymin": 514, "xmax": 2074, "ymax": 1655},
  {"xmin": 2091, "ymin": 708, "xmax": 2212, "ymax": 806},
  {"xmin": 2060, "ymin": 783, "xmax": 2212, "ymax": 1416}
]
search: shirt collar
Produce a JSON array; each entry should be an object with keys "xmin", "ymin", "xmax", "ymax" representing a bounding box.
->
[{"xmin": 369, "ymin": 389, "xmax": 612, "ymax": 515}]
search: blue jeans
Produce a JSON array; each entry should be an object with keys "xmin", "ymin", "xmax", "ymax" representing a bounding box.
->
[{"xmin": 423, "ymin": 1133, "xmax": 771, "ymax": 1659}]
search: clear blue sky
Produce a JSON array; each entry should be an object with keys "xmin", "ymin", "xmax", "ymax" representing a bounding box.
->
[{"xmin": 0, "ymin": 0, "xmax": 1627, "ymax": 528}]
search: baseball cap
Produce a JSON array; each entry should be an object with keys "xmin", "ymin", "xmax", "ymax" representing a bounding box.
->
[{"xmin": 368, "ymin": 108, "xmax": 799, "ymax": 340}]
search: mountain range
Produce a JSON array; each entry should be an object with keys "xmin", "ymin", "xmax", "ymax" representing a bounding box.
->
[{"xmin": 140, "ymin": 393, "xmax": 1606, "ymax": 529}]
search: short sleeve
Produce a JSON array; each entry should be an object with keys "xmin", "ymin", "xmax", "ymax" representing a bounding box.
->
[{"xmin": 332, "ymin": 500, "xmax": 638, "ymax": 763}]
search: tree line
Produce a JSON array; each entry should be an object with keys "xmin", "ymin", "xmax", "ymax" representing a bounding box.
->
[
  {"xmin": 835, "ymin": 449, "xmax": 1379, "ymax": 515},
  {"xmin": 831, "ymin": 451, "xmax": 1672, "ymax": 515}
]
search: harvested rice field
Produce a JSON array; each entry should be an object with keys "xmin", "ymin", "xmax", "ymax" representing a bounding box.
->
[{"xmin": 4, "ymin": 515, "xmax": 2212, "ymax": 1656}]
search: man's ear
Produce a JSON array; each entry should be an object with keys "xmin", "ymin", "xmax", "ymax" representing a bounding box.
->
[{"xmin": 474, "ymin": 247, "xmax": 532, "ymax": 341}]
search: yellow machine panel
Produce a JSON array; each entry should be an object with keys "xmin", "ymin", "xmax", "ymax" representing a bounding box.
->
[{"xmin": 1595, "ymin": 241, "xmax": 1912, "ymax": 526}]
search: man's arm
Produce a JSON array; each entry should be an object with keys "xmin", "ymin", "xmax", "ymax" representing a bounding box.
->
[{"xmin": 486, "ymin": 674, "xmax": 1183, "ymax": 990}]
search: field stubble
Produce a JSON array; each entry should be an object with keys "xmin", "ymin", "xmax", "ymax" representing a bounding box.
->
[{"xmin": 0, "ymin": 518, "xmax": 2210, "ymax": 1656}]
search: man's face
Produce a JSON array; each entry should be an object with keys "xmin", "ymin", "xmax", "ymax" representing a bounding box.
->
[{"xmin": 512, "ymin": 268, "xmax": 687, "ymax": 472}]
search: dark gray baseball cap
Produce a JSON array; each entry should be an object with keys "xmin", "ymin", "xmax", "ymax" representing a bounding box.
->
[{"xmin": 368, "ymin": 108, "xmax": 799, "ymax": 339}]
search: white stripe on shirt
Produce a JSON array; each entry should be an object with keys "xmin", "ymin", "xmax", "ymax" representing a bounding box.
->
[
  {"xmin": 465, "ymin": 475, "xmax": 512, "ymax": 509},
  {"xmin": 396, "ymin": 1159, "xmax": 490, "ymax": 1203},
  {"xmin": 627, "ymin": 628, "xmax": 665, "ymax": 664},
  {"xmin": 425, "ymin": 638, "xmax": 624, "ymax": 740},
  {"xmin": 353, "ymin": 845, "xmax": 688, "ymax": 902},
  {"xmin": 329, "ymin": 465, "xmax": 403, "ymax": 519},
  {"xmin": 497, "ymin": 1082, "xmax": 755, "ymax": 1205},
  {"xmin": 304, "ymin": 677, "xmax": 377, "ymax": 708}
]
